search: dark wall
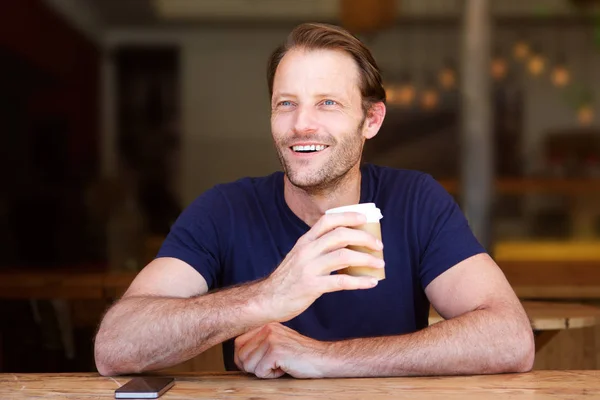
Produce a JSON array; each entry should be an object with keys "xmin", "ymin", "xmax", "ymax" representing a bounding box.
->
[
  {"xmin": 0, "ymin": 0, "xmax": 99, "ymax": 175},
  {"xmin": 0, "ymin": 0, "xmax": 100, "ymax": 266}
]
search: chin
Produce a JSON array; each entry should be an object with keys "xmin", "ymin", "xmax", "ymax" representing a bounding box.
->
[
  {"xmin": 286, "ymin": 170, "xmax": 327, "ymax": 189},
  {"xmin": 279, "ymin": 152, "xmax": 357, "ymax": 192}
]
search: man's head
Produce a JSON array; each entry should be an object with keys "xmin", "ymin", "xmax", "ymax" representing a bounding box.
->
[{"xmin": 268, "ymin": 23, "xmax": 386, "ymax": 192}]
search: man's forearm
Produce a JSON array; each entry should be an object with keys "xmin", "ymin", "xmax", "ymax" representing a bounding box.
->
[
  {"xmin": 95, "ymin": 280, "xmax": 270, "ymax": 376},
  {"xmin": 323, "ymin": 307, "xmax": 535, "ymax": 377}
]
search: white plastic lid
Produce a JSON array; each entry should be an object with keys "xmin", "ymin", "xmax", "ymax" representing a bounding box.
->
[{"xmin": 325, "ymin": 202, "xmax": 383, "ymax": 223}]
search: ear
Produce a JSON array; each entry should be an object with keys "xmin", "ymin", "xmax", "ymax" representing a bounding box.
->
[{"xmin": 362, "ymin": 102, "xmax": 386, "ymax": 140}]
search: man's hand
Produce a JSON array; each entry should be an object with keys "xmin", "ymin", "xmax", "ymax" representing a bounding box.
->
[
  {"xmin": 260, "ymin": 212, "xmax": 384, "ymax": 322},
  {"xmin": 234, "ymin": 323, "xmax": 331, "ymax": 379}
]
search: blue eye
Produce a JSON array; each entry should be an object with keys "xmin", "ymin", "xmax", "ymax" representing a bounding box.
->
[
  {"xmin": 323, "ymin": 100, "xmax": 337, "ymax": 106},
  {"xmin": 279, "ymin": 101, "xmax": 292, "ymax": 107}
]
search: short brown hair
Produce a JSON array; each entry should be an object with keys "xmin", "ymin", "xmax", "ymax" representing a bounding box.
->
[{"xmin": 267, "ymin": 23, "xmax": 386, "ymax": 113}]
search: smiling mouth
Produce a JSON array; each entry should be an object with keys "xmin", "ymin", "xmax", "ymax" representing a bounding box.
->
[{"xmin": 291, "ymin": 145, "xmax": 329, "ymax": 153}]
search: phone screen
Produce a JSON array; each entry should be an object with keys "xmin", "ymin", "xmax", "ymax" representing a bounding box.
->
[{"xmin": 114, "ymin": 377, "xmax": 175, "ymax": 399}]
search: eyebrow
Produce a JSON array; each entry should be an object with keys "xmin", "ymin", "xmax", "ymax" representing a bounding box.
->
[
  {"xmin": 272, "ymin": 92, "xmax": 297, "ymax": 100},
  {"xmin": 314, "ymin": 93, "xmax": 344, "ymax": 99},
  {"xmin": 273, "ymin": 92, "xmax": 345, "ymax": 100}
]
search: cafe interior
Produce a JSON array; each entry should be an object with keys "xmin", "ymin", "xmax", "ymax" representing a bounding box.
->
[{"xmin": 2, "ymin": 0, "xmax": 600, "ymax": 388}]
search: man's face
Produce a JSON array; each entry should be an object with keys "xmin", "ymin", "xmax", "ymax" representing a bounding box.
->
[{"xmin": 270, "ymin": 48, "xmax": 368, "ymax": 191}]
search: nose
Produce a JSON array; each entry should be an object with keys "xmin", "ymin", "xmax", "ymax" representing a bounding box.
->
[{"xmin": 292, "ymin": 105, "xmax": 318, "ymax": 135}]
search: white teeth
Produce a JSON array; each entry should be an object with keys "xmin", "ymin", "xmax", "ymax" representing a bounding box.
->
[{"xmin": 292, "ymin": 145, "xmax": 328, "ymax": 152}]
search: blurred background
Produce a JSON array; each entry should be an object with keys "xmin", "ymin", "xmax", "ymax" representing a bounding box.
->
[{"xmin": 1, "ymin": 0, "xmax": 600, "ymax": 374}]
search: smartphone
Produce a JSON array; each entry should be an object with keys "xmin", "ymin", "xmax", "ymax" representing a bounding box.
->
[{"xmin": 114, "ymin": 377, "xmax": 175, "ymax": 399}]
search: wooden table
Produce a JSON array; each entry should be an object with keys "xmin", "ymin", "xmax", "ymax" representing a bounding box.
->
[
  {"xmin": 429, "ymin": 301, "xmax": 600, "ymax": 352},
  {"xmin": 2, "ymin": 371, "xmax": 600, "ymax": 399}
]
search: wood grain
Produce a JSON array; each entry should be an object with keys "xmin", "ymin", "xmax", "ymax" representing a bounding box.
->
[
  {"xmin": 534, "ymin": 327, "xmax": 599, "ymax": 370},
  {"xmin": 2, "ymin": 371, "xmax": 600, "ymax": 399}
]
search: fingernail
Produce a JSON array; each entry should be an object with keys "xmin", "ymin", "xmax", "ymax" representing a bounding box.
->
[
  {"xmin": 378, "ymin": 259, "xmax": 385, "ymax": 268},
  {"xmin": 369, "ymin": 278, "xmax": 378, "ymax": 286},
  {"xmin": 377, "ymin": 239, "xmax": 383, "ymax": 249}
]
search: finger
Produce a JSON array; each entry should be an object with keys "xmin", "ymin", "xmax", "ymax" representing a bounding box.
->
[
  {"xmin": 255, "ymin": 351, "xmax": 284, "ymax": 379},
  {"xmin": 258, "ymin": 366, "xmax": 285, "ymax": 379},
  {"xmin": 267, "ymin": 367, "xmax": 286, "ymax": 379},
  {"xmin": 241, "ymin": 336, "xmax": 271, "ymax": 374},
  {"xmin": 317, "ymin": 248, "xmax": 385, "ymax": 274},
  {"xmin": 301, "ymin": 212, "xmax": 367, "ymax": 243},
  {"xmin": 235, "ymin": 325, "xmax": 265, "ymax": 352},
  {"xmin": 321, "ymin": 273, "xmax": 379, "ymax": 294},
  {"xmin": 313, "ymin": 226, "xmax": 383, "ymax": 255},
  {"xmin": 234, "ymin": 323, "xmax": 284, "ymax": 372},
  {"xmin": 237, "ymin": 327, "xmax": 273, "ymax": 373},
  {"xmin": 234, "ymin": 325, "xmax": 266, "ymax": 370}
]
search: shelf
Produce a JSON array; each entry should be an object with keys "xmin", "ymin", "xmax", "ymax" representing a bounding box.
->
[{"xmin": 495, "ymin": 241, "xmax": 600, "ymax": 262}]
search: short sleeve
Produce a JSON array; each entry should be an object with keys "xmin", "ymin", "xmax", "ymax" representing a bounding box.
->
[
  {"xmin": 416, "ymin": 174, "xmax": 486, "ymax": 289},
  {"xmin": 156, "ymin": 187, "xmax": 229, "ymax": 290}
]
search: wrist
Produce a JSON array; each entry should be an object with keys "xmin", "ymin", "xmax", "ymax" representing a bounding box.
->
[
  {"xmin": 317, "ymin": 340, "xmax": 345, "ymax": 378},
  {"xmin": 247, "ymin": 277, "xmax": 277, "ymax": 324}
]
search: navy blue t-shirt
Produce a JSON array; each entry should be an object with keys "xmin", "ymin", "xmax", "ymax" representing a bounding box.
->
[{"xmin": 157, "ymin": 164, "xmax": 485, "ymax": 370}]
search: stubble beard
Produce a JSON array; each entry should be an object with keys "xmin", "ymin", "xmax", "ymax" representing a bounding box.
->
[{"xmin": 274, "ymin": 118, "xmax": 366, "ymax": 195}]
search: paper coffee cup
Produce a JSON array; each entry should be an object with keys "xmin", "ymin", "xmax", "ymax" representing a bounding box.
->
[{"xmin": 325, "ymin": 203, "xmax": 385, "ymax": 280}]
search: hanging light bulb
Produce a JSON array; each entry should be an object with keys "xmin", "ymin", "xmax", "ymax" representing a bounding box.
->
[
  {"xmin": 421, "ymin": 89, "xmax": 439, "ymax": 110},
  {"xmin": 384, "ymin": 73, "xmax": 415, "ymax": 107},
  {"xmin": 396, "ymin": 72, "xmax": 416, "ymax": 107},
  {"xmin": 438, "ymin": 58, "xmax": 457, "ymax": 90},
  {"xmin": 513, "ymin": 37, "xmax": 530, "ymax": 61},
  {"xmin": 398, "ymin": 83, "xmax": 416, "ymax": 106},
  {"xmin": 385, "ymin": 84, "xmax": 398, "ymax": 104},
  {"xmin": 578, "ymin": 103, "xmax": 594, "ymax": 126},
  {"xmin": 551, "ymin": 65, "xmax": 570, "ymax": 87},
  {"xmin": 491, "ymin": 48, "xmax": 508, "ymax": 81},
  {"xmin": 420, "ymin": 73, "xmax": 439, "ymax": 111},
  {"xmin": 527, "ymin": 45, "xmax": 546, "ymax": 77},
  {"xmin": 551, "ymin": 54, "xmax": 570, "ymax": 87}
]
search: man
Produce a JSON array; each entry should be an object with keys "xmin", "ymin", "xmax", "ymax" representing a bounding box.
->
[{"xmin": 95, "ymin": 23, "xmax": 534, "ymax": 378}]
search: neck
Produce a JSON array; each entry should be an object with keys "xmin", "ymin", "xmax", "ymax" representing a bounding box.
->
[{"xmin": 284, "ymin": 163, "xmax": 363, "ymax": 227}]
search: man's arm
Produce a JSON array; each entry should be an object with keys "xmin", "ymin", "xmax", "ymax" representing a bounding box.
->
[
  {"xmin": 94, "ymin": 257, "xmax": 270, "ymax": 376},
  {"xmin": 95, "ymin": 212, "xmax": 383, "ymax": 376},
  {"xmin": 235, "ymin": 253, "xmax": 535, "ymax": 378},
  {"xmin": 325, "ymin": 253, "xmax": 534, "ymax": 376}
]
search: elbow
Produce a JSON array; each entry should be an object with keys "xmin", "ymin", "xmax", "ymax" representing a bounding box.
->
[
  {"xmin": 94, "ymin": 332, "xmax": 140, "ymax": 377},
  {"xmin": 505, "ymin": 324, "xmax": 535, "ymax": 373},
  {"xmin": 516, "ymin": 327, "xmax": 535, "ymax": 372},
  {"xmin": 94, "ymin": 337, "xmax": 118, "ymax": 376},
  {"xmin": 94, "ymin": 345, "xmax": 142, "ymax": 377},
  {"xmin": 96, "ymin": 360, "xmax": 116, "ymax": 377},
  {"xmin": 95, "ymin": 356, "xmax": 144, "ymax": 377},
  {"xmin": 94, "ymin": 346, "xmax": 116, "ymax": 376}
]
